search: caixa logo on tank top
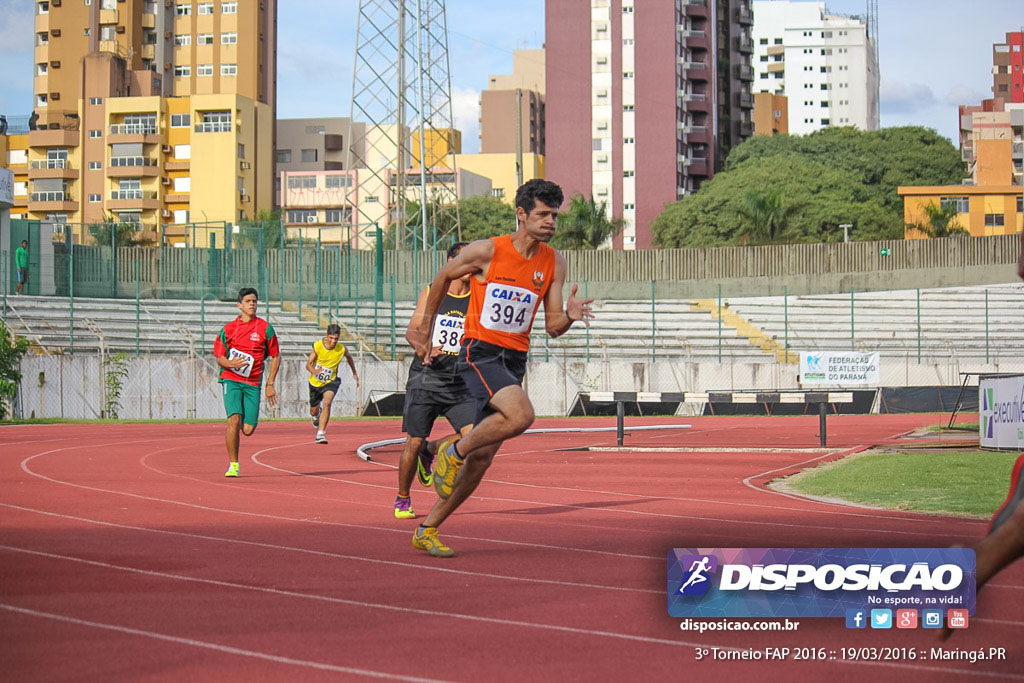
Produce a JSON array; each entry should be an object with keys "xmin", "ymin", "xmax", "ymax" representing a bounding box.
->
[{"xmin": 481, "ymin": 284, "xmax": 540, "ymax": 334}]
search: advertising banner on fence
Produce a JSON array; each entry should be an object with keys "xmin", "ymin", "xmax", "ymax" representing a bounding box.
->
[
  {"xmin": 667, "ymin": 548, "xmax": 976, "ymax": 619},
  {"xmin": 979, "ymin": 374, "xmax": 1024, "ymax": 450},
  {"xmin": 800, "ymin": 351, "xmax": 880, "ymax": 386}
]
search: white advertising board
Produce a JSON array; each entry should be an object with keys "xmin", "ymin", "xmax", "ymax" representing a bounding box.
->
[
  {"xmin": 980, "ymin": 374, "xmax": 1024, "ymax": 450},
  {"xmin": 799, "ymin": 351, "xmax": 880, "ymax": 386}
]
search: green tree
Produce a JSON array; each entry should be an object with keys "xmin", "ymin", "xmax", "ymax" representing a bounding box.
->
[
  {"xmin": 551, "ymin": 195, "xmax": 624, "ymax": 250},
  {"xmin": 87, "ymin": 216, "xmax": 145, "ymax": 247},
  {"xmin": 235, "ymin": 208, "xmax": 284, "ymax": 248},
  {"xmin": 0, "ymin": 321, "xmax": 30, "ymax": 420},
  {"xmin": 654, "ymin": 126, "xmax": 960, "ymax": 247},
  {"xmin": 734, "ymin": 190, "xmax": 794, "ymax": 245},
  {"xmin": 906, "ymin": 201, "xmax": 968, "ymax": 238},
  {"xmin": 458, "ymin": 195, "xmax": 516, "ymax": 242}
]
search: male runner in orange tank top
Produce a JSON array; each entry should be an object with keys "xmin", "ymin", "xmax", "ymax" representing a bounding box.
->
[{"xmin": 409, "ymin": 179, "xmax": 595, "ymax": 557}]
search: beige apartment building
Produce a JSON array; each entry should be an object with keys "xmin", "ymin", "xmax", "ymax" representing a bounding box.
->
[{"xmin": 12, "ymin": 0, "xmax": 276, "ymax": 241}]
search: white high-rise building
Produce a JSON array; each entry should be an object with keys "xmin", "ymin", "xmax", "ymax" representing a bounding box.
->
[{"xmin": 752, "ymin": 1, "xmax": 879, "ymax": 135}]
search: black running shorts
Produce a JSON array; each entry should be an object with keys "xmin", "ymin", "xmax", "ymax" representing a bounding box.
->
[
  {"xmin": 308, "ymin": 378, "xmax": 341, "ymax": 408},
  {"xmin": 458, "ymin": 338, "xmax": 528, "ymax": 423}
]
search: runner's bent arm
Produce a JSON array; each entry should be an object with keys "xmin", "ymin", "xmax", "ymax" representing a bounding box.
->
[
  {"xmin": 345, "ymin": 349, "xmax": 360, "ymax": 386},
  {"xmin": 405, "ymin": 286, "xmax": 430, "ymax": 348},
  {"xmin": 543, "ymin": 252, "xmax": 594, "ymax": 338},
  {"xmin": 415, "ymin": 239, "xmax": 493, "ymax": 362},
  {"xmin": 304, "ymin": 347, "xmax": 319, "ymax": 376}
]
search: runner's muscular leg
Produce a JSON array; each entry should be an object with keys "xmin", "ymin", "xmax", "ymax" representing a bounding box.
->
[
  {"xmin": 422, "ymin": 442, "xmax": 500, "ymax": 529},
  {"xmin": 398, "ymin": 436, "xmax": 426, "ymax": 497},
  {"xmin": 451, "ymin": 384, "xmax": 534, "ymax": 459}
]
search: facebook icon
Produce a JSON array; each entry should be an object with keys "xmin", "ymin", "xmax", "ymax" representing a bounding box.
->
[{"xmin": 845, "ymin": 609, "xmax": 867, "ymax": 629}]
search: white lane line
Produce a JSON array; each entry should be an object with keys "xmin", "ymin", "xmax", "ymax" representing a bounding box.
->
[
  {"xmin": 0, "ymin": 545, "xmax": 696, "ymax": 649},
  {"xmin": 0, "ymin": 603, "xmax": 446, "ymax": 682},
  {"xmin": 0, "ymin": 505, "xmax": 660, "ymax": 593}
]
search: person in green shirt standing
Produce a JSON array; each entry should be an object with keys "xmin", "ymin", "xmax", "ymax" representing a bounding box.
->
[{"xmin": 15, "ymin": 240, "xmax": 28, "ymax": 295}]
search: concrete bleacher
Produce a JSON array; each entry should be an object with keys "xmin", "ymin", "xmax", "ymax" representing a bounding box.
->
[
  {"xmin": 3, "ymin": 296, "xmax": 334, "ymax": 357},
  {"xmin": 6, "ymin": 282, "xmax": 1019, "ymax": 363},
  {"xmin": 328, "ymin": 298, "xmax": 777, "ymax": 362},
  {"xmin": 725, "ymin": 283, "xmax": 1024, "ymax": 361}
]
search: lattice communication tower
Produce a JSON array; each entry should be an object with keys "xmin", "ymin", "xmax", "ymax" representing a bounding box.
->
[{"xmin": 346, "ymin": 0, "xmax": 461, "ymax": 250}]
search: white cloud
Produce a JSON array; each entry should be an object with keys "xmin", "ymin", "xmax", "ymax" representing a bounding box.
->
[
  {"xmin": 450, "ymin": 85, "xmax": 481, "ymax": 154},
  {"xmin": 879, "ymin": 80, "xmax": 936, "ymax": 115},
  {"xmin": 944, "ymin": 84, "xmax": 989, "ymax": 107}
]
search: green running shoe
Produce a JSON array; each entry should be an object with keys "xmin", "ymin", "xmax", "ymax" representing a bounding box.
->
[
  {"xmin": 224, "ymin": 462, "xmax": 239, "ymax": 478},
  {"xmin": 416, "ymin": 441, "xmax": 434, "ymax": 487},
  {"xmin": 394, "ymin": 495, "xmax": 415, "ymax": 519}
]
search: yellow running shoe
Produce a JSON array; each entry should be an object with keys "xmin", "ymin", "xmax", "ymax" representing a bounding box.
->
[
  {"xmin": 224, "ymin": 462, "xmax": 239, "ymax": 478},
  {"xmin": 394, "ymin": 495, "xmax": 415, "ymax": 519},
  {"xmin": 412, "ymin": 526, "xmax": 454, "ymax": 557},
  {"xmin": 432, "ymin": 437, "xmax": 464, "ymax": 500}
]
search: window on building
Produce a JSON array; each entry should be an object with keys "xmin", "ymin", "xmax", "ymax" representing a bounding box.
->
[
  {"xmin": 36, "ymin": 94, "xmax": 48, "ymax": 107},
  {"xmin": 197, "ymin": 34, "xmax": 213, "ymax": 45},
  {"xmin": 984, "ymin": 213, "xmax": 1005, "ymax": 227},
  {"xmin": 89, "ymin": 194, "xmax": 101, "ymax": 203},
  {"xmin": 38, "ymin": 1, "xmax": 48, "ymax": 14},
  {"xmin": 89, "ymin": 161, "xmax": 101, "ymax": 170},
  {"xmin": 821, "ymin": 118, "xmax": 830, "ymax": 125},
  {"xmin": 37, "ymin": 32, "xmax": 48, "ymax": 46},
  {"xmin": 197, "ymin": 111, "xmax": 231, "ymax": 132},
  {"xmin": 325, "ymin": 208, "xmax": 353, "ymax": 223},
  {"xmin": 37, "ymin": 63, "xmax": 48, "ymax": 76},
  {"xmin": 89, "ymin": 96, "xmax": 102, "ymax": 105},
  {"xmin": 623, "ymin": 203, "xmax": 635, "ymax": 210},
  {"xmin": 174, "ymin": 144, "xmax": 190, "ymax": 159},
  {"xmin": 173, "ymin": 176, "xmax": 191, "ymax": 193},
  {"xmin": 759, "ymin": 38, "xmax": 768, "ymax": 45},
  {"xmin": 174, "ymin": 34, "xmax": 191, "ymax": 46},
  {"xmin": 623, "ymin": 39, "xmax": 633, "ymax": 45},
  {"xmin": 90, "ymin": 129, "xmax": 102, "ymax": 138},
  {"xmin": 287, "ymin": 209, "xmax": 317, "ymax": 223},
  {"xmin": 221, "ymin": 1, "xmax": 237, "ymax": 12},
  {"xmin": 197, "ymin": 2, "xmax": 213, "ymax": 13},
  {"xmin": 170, "ymin": 113, "xmax": 191, "ymax": 128},
  {"xmin": 623, "ymin": 71, "xmax": 634, "ymax": 78},
  {"xmin": 623, "ymin": 104, "xmax": 634, "ymax": 111},
  {"xmin": 325, "ymin": 175, "xmax": 352, "ymax": 188},
  {"xmin": 277, "ymin": 149, "xmax": 292, "ymax": 163},
  {"xmin": 623, "ymin": 170, "xmax": 634, "ymax": 177},
  {"xmin": 287, "ymin": 176, "xmax": 316, "ymax": 189},
  {"xmin": 174, "ymin": 210, "xmax": 190, "ymax": 224},
  {"xmin": 222, "ymin": 32, "xmax": 237, "ymax": 44},
  {"xmin": 623, "ymin": 137, "xmax": 635, "ymax": 144},
  {"xmin": 301, "ymin": 149, "xmax": 318, "ymax": 163},
  {"xmin": 174, "ymin": 65, "xmax": 191, "ymax": 77},
  {"xmin": 774, "ymin": 38, "xmax": 782, "ymax": 44},
  {"xmin": 759, "ymin": 55, "xmax": 768, "ymax": 62},
  {"xmin": 175, "ymin": 3, "xmax": 191, "ymax": 15},
  {"xmin": 941, "ymin": 197, "xmax": 969, "ymax": 213},
  {"xmin": 1018, "ymin": 196, "xmax": 1023, "ymax": 213},
  {"xmin": 221, "ymin": 64, "xmax": 237, "ymax": 76}
]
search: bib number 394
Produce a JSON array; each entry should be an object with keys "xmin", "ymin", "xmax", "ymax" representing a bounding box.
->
[
  {"xmin": 228, "ymin": 348, "xmax": 255, "ymax": 378},
  {"xmin": 481, "ymin": 284, "xmax": 537, "ymax": 335}
]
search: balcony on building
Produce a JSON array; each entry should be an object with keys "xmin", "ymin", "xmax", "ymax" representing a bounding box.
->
[
  {"xmin": 1013, "ymin": 141, "xmax": 1023, "ymax": 160},
  {"xmin": 28, "ymin": 190, "xmax": 76, "ymax": 212},
  {"xmin": 734, "ymin": 6, "xmax": 753, "ymax": 25},
  {"xmin": 680, "ymin": 123, "xmax": 709, "ymax": 144},
  {"xmin": 737, "ymin": 92, "xmax": 754, "ymax": 108},
  {"xmin": 108, "ymin": 189, "xmax": 160, "ymax": 210},
  {"xmin": 680, "ymin": 59, "xmax": 709, "ymax": 81},
  {"xmin": 684, "ymin": 0, "xmax": 708, "ymax": 17},
  {"xmin": 679, "ymin": 91, "xmax": 710, "ymax": 112},
  {"xmin": 108, "ymin": 122, "xmax": 160, "ymax": 144},
  {"xmin": 163, "ymin": 193, "xmax": 190, "ymax": 203},
  {"xmin": 678, "ymin": 26, "xmax": 708, "ymax": 50},
  {"xmin": 108, "ymin": 156, "xmax": 161, "ymax": 177},
  {"xmin": 734, "ymin": 36, "xmax": 753, "ymax": 54},
  {"xmin": 27, "ymin": 109, "xmax": 81, "ymax": 147},
  {"xmin": 734, "ymin": 64, "xmax": 754, "ymax": 81},
  {"xmin": 738, "ymin": 120, "xmax": 754, "ymax": 137},
  {"xmin": 28, "ymin": 158, "xmax": 78, "ymax": 180}
]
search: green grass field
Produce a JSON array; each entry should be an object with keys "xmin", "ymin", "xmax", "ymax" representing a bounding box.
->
[{"xmin": 788, "ymin": 450, "xmax": 1018, "ymax": 518}]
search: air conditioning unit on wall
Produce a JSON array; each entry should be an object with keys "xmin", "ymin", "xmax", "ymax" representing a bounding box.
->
[{"xmin": 306, "ymin": 215, "xmax": 317, "ymax": 223}]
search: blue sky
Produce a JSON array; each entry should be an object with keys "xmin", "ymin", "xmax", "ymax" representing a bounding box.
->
[{"xmin": 1, "ymin": 0, "xmax": 1019, "ymax": 152}]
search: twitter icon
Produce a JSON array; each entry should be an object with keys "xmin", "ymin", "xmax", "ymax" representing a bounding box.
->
[{"xmin": 870, "ymin": 609, "xmax": 892, "ymax": 629}]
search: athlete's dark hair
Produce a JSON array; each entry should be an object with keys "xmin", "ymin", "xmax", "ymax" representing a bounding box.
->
[
  {"xmin": 447, "ymin": 242, "xmax": 469, "ymax": 260},
  {"xmin": 515, "ymin": 179, "xmax": 564, "ymax": 215},
  {"xmin": 237, "ymin": 287, "xmax": 258, "ymax": 302},
  {"xmin": 326, "ymin": 323, "xmax": 341, "ymax": 336}
]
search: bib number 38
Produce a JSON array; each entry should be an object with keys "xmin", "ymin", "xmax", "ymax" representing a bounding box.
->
[{"xmin": 481, "ymin": 284, "xmax": 537, "ymax": 335}]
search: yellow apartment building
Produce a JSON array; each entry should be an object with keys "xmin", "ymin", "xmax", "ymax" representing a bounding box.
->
[
  {"xmin": 454, "ymin": 153, "xmax": 545, "ymax": 204},
  {"xmin": 22, "ymin": 0, "xmax": 276, "ymax": 244}
]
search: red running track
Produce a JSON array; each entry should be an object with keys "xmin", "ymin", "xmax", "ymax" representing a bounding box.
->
[{"xmin": 1, "ymin": 414, "xmax": 1021, "ymax": 682}]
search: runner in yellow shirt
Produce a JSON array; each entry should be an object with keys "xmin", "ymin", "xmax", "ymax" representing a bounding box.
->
[{"xmin": 305, "ymin": 324, "xmax": 359, "ymax": 444}]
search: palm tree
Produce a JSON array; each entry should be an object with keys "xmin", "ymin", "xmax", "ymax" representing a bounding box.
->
[
  {"xmin": 734, "ymin": 190, "xmax": 793, "ymax": 245},
  {"xmin": 907, "ymin": 201, "xmax": 967, "ymax": 238},
  {"xmin": 551, "ymin": 195, "xmax": 624, "ymax": 250}
]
